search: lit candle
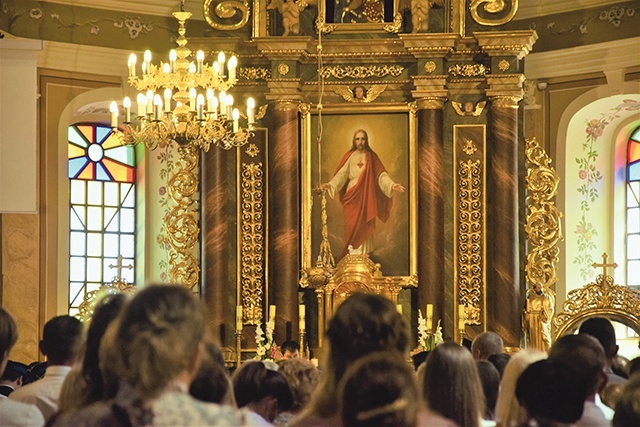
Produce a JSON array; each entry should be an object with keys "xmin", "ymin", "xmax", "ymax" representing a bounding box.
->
[
  {"xmin": 211, "ymin": 97, "xmax": 219, "ymax": 120},
  {"xmin": 236, "ymin": 305, "xmax": 243, "ymax": 331},
  {"xmin": 143, "ymin": 49, "xmax": 151, "ymax": 74},
  {"xmin": 396, "ymin": 304, "xmax": 403, "ymax": 315},
  {"xmin": 146, "ymin": 90, "xmax": 154, "ymax": 115},
  {"xmin": 269, "ymin": 304, "xmax": 276, "ymax": 320},
  {"xmin": 206, "ymin": 89, "xmax": 215, "ymax": 112},
  {"xmin": 123, "ymin": 96, "xmax": 131, "ymax": 123},
  {"xmin": 141, "ymin": 61, "xmax": 147, "ymax": 75},
  {"xmin": 458, "ymin": 304, "xmax": 466, "ymax": 331},
  {"xmin": 213, "ymin": 61, "xmax": 220, "ymax": 78},
  {"xmin": 426, "ymin": 304, "xmax": 433, "ymax": 317},
  {"xmin": 188, "ymin": 62, "xmax": 196, "ymax": 74},
  {"xmin": 136, "ymin": 93, "xmax": 146, "ymax": 117},
  {"xmin": 169, "ymin": 49, "xmax": 177, "ymax": 73},
  {"xmin": 299, "ymin": 305, "xmax": 306, "ymax": 331},
  {"xmin": 219, "ymin": 91, "xmax": 227, "ymax": 115},
  {"xmin": 232, "ymin": 108, "xmax": 239, "ymax": 133},
  {"xmin": 109, "ymin": 101, "xmax": 118, "ymax": 128},
  {"xmin": 218, "ymin": 51, "xmax": 226, "ymax": 73},
  {"xmin": 228, "ymin": 55, "xmax": 237, "ymax": 81},
  {"xmin": 153, "ymin": 94, "xmax": 162, "ymax": 121},
  {"xmin": 163, "ymin": 88, "xmax": 172, "ymax": 113},
  {"xmin": 196, "ymin": 50, "xmax": 204, "ymax": 74},
  {"xmin": 226, "ymin": 94, "xmax": 234, "ymax": 118},
  {"xmin": 127, "ymin": 53, "xmax": 137, "ymax": 77},
  {"xmin": 189, "ymin": 88, "xmax": 197, "ymax": 111},
  {"xmin": 197, "ymin": 94, "xmax": 205, "ymax": 120},
  {"xmin": 247, "ymin": 97, "xmax": 255, "ymax": 125}
]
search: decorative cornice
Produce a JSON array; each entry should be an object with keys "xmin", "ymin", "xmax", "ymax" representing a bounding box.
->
[
  {"xmin": 412, "ymin": 97, "xmax": 447, "ymax": 110},
  {"xmin": 473, "ymin": 30, "xmax": 539, "ymax": 59}
]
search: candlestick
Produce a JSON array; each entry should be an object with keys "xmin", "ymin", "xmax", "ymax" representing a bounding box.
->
[
  {"xmin": 236, "ymin": 305, "xmax": 243, "ymax": 331},
  {"xmin": 247, "ymin": 97, "xmax": 255, "ymax": 125},
  {"xmin": 109, "ymin": 101, "xmax": 118, "ymax": 128}
]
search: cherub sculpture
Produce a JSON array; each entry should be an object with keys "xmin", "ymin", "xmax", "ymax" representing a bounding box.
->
[
  {"xmin": 452, "ymin": 100, "xmax": 487, "ymax": 116},
  {"xmin": 399, "ymin": 0, "xmax": 444, "ymax": 33},
  {"xmin": 267, "ymin": 0, "xmax": 312, "ymax": 36},
  {"xmin": 334, "ymin": 84, "xmax": 386, "ymax": 103}
]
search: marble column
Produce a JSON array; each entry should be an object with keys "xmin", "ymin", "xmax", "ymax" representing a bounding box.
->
[
  {"xmin": 416, "ymin": 98, "xmax": 446, "ymax": 326},
  {"xmin": 269, "ymin": 101, "xmax": 300, "ymax": 344},
  {"xmin": 487, "ymin": 97, "xmax": 521, "ymax": 348},
  {"xmin": 202, "ymin": 148, "xmax": 230, "ymax": 346}
]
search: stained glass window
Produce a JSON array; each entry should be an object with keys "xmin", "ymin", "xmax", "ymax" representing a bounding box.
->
[
  {"xmin": 626, "ymin": 126, "xmax": 640, "ymax": 287},
  {"xmin": 67, "ymin": 123, "xmax": 136, "ymax": 315}
]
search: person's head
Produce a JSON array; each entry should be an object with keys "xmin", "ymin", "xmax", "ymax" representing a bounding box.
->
[
  {"xmin": 233, "ymin": 360, "xmax": 293, "ymax": 422},
  {"xmin": 280, "ymin": 340, "xmax": 300, "ymax": 359},
  {"xmin": 626, "ymin": 356, "xmax": 640, "ymax": 379},
  {"xmin": 471, "ymin": 331, "xmax": 504, "ymax": 360},
  {"xmin": 516, "ymin": 359, "xmax": 585, "ymax": 426},
  {"xmin": 0, "ymin": 308, "xmax": 18, "ymax": 374},
  {"xmin": 81, "ymin": 293, "xmax": 127, "ymax": 403},
  {"xmin": 41, "ymin": 315, "xmax": 83, "ymax": 366},
  {"xmin": 548, "ymin": 334, "xmax": 607, "ymax": 398},
  {"xmin": 411, "ymin": 350, "xmax": 429, "ymax": 371},
  {"xmin": 487, "ymin": 352, "xmax": 511, "ymax": 379},
  {"xmin": 0, "ymin": 361, "xmax": 28, "ymax": 387},
  {"xmin": 353, "ymin": 85, "xmax": 367, "ymax": 100},
  {"xmin": 494, "ymin": 349, "xmax": 547, "ymax": 427},
  {"xmin": 476, "ymin": 360, "xmax": 500, "ymax": 420},
  {"xmin": 339, "ymin": 352, "xmax": 418, "ymax": 427},
  {"xmin": 277, "ymin": 357, "xmax": 320, "ymax": 412},
  {"xmin": 612, "ymin": 375, "xmax": 640, "ymax": 427},
  {"xmin": 602, "ymin": 382, "xmax": 625, "ymax": 411},
  {"xmin": 190, "ymin": 341, "xmax": 233, "ymax": 405},
  {"xmin": 579, "ymin": 317, "xmax": 619, "ymax": 361},
  {"xmin": 420, "ymin": 342, "xmax": 484, "ymax": 427},
  {"xmin": 350, "ymin": 129, "xmax": 371, "ymax": 152},
  {"xmin": 100, "ymin": 284, "xmax": 206, "ymax": 400}
]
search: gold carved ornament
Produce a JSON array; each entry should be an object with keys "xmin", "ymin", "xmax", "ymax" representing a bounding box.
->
[
  {"xmin": 164, "ymin": 144, "xmax": 201, "ymax": 288},
  {"xmin": 203, "ymin": 0, "xmax": 250, "ymax": 30},
  {"xmin": 470, "ymin": 0, "xmax": 518, "ymax": 26},
  {"xmin": 448, "ymin": 63, "xmax": 489, "ymax": 77},
  {"xmin": 319, "ymin": 65, "xmax": 404, "ymax": 79},
  {"xmin": 458, "ymin": 159, "xmax": 483, "ymax": 325},
  {"xmin": 553, "ymin": 254, "xmax": 640, "ymax": 337},
  {"xmin": 334, "ymin": 84, "xmax": 386, "ymax": 103},
  {"xmin": 240, "ymin": 162, "xmax": 265, "ymax": 325},
  {"xmin": 524, "ymin": 137, "xmax": 562, "ymax": 351},
  {"xmin": 498, "ymin": 59, "xmax": 510, "ymax": 72},
  {"xmin": 315, "ymin": 14, "xmax": 337, "ymax": 34},
  {"xmin": 277, "ymin": 63, "xmax": 290, "ymax": 76},
  {"xmin": 383, "ymin": 13, "xmax": 403, "ymax": 34},
  {"xmin": 238, "ymin": 67, "xmax": 272, "ymax": 80},
  {"xmin": 424, "ymin": 61, "xmax": 436, "ymax": 74}
]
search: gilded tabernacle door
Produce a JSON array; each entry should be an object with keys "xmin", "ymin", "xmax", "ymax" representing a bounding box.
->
[{"xmin": 300, "ymin": 103, "xmax": 417, "ymax": 281}]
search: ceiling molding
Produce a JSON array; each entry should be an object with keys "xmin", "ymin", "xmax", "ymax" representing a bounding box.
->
[
  {"xmin": 38, "ymin": 40, "xmax": 129, "ymax": 78},
  {"xmin": 515, "ymin": 0, "xmax": 623, "ymax": 20},
  {"xmin": 525, "ymin": 36, "xmax": 640, "ymax": 80},
  {"xmin": 41, "ymin": 0, "xmax": 203, "ymax": 18}
]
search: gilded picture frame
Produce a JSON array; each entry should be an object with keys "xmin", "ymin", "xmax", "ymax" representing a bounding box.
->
[
  {"xmin": 301, "ymin": 103, "xmax": 417, "ymax": 279},
  {"xmin": 318, "ymin": 0, "xmax": 400, "ymax": 33}
]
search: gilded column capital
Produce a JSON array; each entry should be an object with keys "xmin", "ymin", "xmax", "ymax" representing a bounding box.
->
[
  {"xmin": 271, "ymin": 100, "xmax": 301, "ymax": 112},
  {"xmin": 489, "ymin": 96, "xmax": 522, "ymax": 109},
  {"xmin": 412, "ymin": 97, "xmax": 447, "ymax": 110}
]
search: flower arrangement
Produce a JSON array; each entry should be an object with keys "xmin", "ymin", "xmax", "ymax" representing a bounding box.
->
[
  {"xmin": 417, "ymin": 309, "xmax": 443, "ymax": 352},
  {"xmin": 255, "ymin": 316, "xmax": 278, "ymax": 361}
]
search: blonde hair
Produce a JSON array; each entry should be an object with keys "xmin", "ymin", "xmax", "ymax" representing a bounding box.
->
[
  {"xmin": 494, "ymin": 349, "xmax": 547, "ymax": 427},
  {"xmin": 277, "ymin": 358, "xmax": 320, "ymax": 412},
  {"xmin": 99, "ymin": 284, "xmax": 205, "ymax": 399}
]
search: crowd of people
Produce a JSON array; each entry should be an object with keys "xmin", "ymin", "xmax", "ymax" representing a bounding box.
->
[{"xmin": 1, "ymin": 285, "xmax": 640, "ymax": 426}]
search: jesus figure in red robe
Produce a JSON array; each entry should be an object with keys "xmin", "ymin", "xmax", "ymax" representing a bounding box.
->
[{"xmin": 321, "ymin": 129, "xmax": 405, "ymax": 259}]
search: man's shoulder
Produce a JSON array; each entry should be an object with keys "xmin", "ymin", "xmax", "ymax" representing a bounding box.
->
[{"xmin": 0, "ymin": 398, "xmax": 45, "ymax": 426}]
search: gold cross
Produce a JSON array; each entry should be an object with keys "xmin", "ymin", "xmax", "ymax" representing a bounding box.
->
[
  {"xmin": 108, "ymin": 254, "xmax": 133, "ymax": 280},
  {"xmin": 592, "ymin": 252, "xmax": 617, "ymax": 278}
]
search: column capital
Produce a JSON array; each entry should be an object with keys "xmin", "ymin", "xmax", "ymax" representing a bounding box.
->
[
  {"xmin": 485, "ymin": 74, "xmax": 525, "ymax": 104},
  {"xmin": 411, "ymin": 97, "xmax": 447, "ymax": 111},
  {"xmin": 270, "ymin": 99, "xmax": 300, "ymax": 112},
  {"xmin": 489, "ymin": 96, "xmax": 522, "ymax": 109}
]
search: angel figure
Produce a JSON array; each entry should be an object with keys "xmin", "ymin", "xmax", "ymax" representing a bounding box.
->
[
  {"xmin": 267, "ymin": 0, "xmax": 311, "ymax": 36},
  {"xmin": 398, "ymin": 0, "xmax": 443, "ymax": 33},
  {"xmin": 334, "ymin": 84, "xmax": 386, "ymax": 103},
  {"xmin": 452, "ymin": 100, "xmax": 487, "ymax": 116}
]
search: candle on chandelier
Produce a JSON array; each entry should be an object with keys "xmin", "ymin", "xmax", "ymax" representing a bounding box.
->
[
  {"xmin": 206, "ymin": 89, "xmax": 215, "ymax": 112},
  {"xmin": 218, "ymin": 51, "xmax": 226, "ymax": 71},
  {"xmin": 196, "ymin": 50, "xmax": 204, "ymax": 74},
  {"xmin": 269, "ymin": 304, "xmax": 276, "ymax": 320},
  {"xmin": 189, "ymin": 88, "xmax": 197, "ymax": 111},
  {"xmin": 197, "ymin": 94, "xmax": 205, "ymax": 120},
  {"xmin": 226, "ymin": 94, "xmax": 234, "ymax": 118},
  {"xmin": 145, "ymin": 90, "xmax": 154, "ymax": 115},
  {"xmin": 136, "ymin": 93, "xmax": 146, "ymax": 117},
  {"xmin": 211, "ymin": 96, "xmax": 219, "ymax": 120},
  {"xmin": 228, "ymin": 56, "xmax": 237, "ymax": 81},
  {"xmin": 109, "ymin": 101, "xmax": 118, "ymax": 128},
  {"xmin": 219, "ymin": 91, "xmax": 227, "ymax": 115},
  {"xmin": 458, "ymin": 304, "xmax": 466, "ymax": 331},
  {"xmin": 153, "ymin": 95, "xmax": 162, "ymax": 121},
  {"xmin": 232, "ymin": 108, "xmax": 239, "ymax": 133},
  {"xmin": 247, "ymin": 97, "xmax": 255, "ymax": 125},
  {"xmin": 143, "ymin": 49, "xmax": 151, "ymax": 74},
  {"xmin": 213, "ymin": 61, "xmax": 220, "ymax": 78},
  {"xmin": 164, "ymin": 88, "xmax": 172, "ymax": 113},
  {"xmin": 169, "ymin": 49, "xmax": 177, "ymax": 74},
  {"xmin": 127, "ymin": 53, "xmax": 137, "ymax": 77},
  {"xmin": 123, "ymin": 96, "xmax": 131, "ymax": 123},
  {"xmin": 236, "ymin": 305, "xmax": 243, "ymax": 331}
]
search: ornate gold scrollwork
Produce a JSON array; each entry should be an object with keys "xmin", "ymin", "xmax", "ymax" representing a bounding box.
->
[
  {"xmin": 462, "ymin": 139, "xmax": 478, "ymax": 155},
  {"xmin": 524, "ymin": 137, "xmax": 562, "ymax": 351},
  {"xmin": 448, "ymin": 63, "xmax": 489, "ymax": 77},
  {"xmin": 383, "ymin": 12, "xmax": 403, "ymax": 33},
  {"xmin": 238, "ymin": 67, "xmax": 272, "ymax": 80},
  {"xmin": 458, "ymin": 159, "xmax": 483, "ymax": 325},
  {"xmin": 203, "ymin": 0, "xmax": 250, "ymax": 30},
  {"xmin": 240, "ymin": 162, "xmax": 265, "ymax": 325},
  {"xmin": 470, "ymin": 0, "xmax": 518, "ymax": 26},
  {"xmin": 315, "ymin": 14, "xmax": 337, "ymax": 34},
  {"xmin": 319, "ymin": 65, "xmax": 404, "ymax": 79},
  {"xmin": 165, "ymin": 144, "xmax": 201, "ymax": 288}
]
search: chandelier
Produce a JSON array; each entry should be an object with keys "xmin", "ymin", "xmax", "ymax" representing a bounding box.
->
[{"xmin": 109, "ymin": 3, "xmax": 254, "ymax": 151}]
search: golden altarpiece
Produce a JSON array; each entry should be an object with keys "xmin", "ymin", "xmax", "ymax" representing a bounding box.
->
[{"xmin": 146, "ymin": 0, "xmax": 574, "ymax": 361}]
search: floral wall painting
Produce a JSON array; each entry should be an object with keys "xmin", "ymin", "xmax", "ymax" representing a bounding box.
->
[{"xmin": 565, "ymin": 96, "xmax": 640, "ymax": 288}]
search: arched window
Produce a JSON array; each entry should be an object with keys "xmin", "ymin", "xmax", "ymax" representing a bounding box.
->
[
  {"xmin": 67, "ymin": 123, "xmax": 136, "ymax": 315},
  {"xmin": 626, "ymin": 126, "xmax": 640, "ymax": 287}
]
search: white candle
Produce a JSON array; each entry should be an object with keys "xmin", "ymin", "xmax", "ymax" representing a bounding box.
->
[
  {"xmin": 426, "ymin": 304, "xmax": 433, "ymax": 317},
  {"xmin": 206, "ymin": 89, "xmax": 215, "ymax": 112},
  {"xmin": 123, "ymin": 96, "xmax": 131, "ymax": 123},
  {"xmin": 232, "ymin": 108, "xmax": 240, "ymax": 133},
  {"xmin": 247, "ymin": 97, "xmax": 255, "ymax": 124},
  {"xmin": 143, "ymin": 49, "xmax": 151, "ymax": 73},
  {"xmin": 299, "ymin": 304, "xmax": 306, "ymax": 331},
  {"xmin": 153, "ymin": 94, "xmax": 162, "ymax": 121},
  {"xmin": 136, "ymin": 93, "xmax": 146, "ymax": 117},
  {"xmin": 211, "ymin": 97, "xmax": 218, "ymax": 120},
  {"xmin": 218, "ymin": 51, "xmax": 226, "ymax": 68},
  {"xmin": 109, "ymin": 101, "xmax": 118, "ymax": 128},
  {"xmin": 236, "ymin": 305, "xmax": 243, "ymax": 331},
  {"xmin": 219, "ymin": 91, "xmax": 227, "ymax": 115},
  {"xmin": 188, "ymin": 62, "xmax": 196, "ymax": 74},
  {"xmin": 269, "ymin": 304, "xmax": 276, "ymax": 320},
  {"xmin": 169, "ymin": 49, "xmax": 177, "ymax": 73},
  {"xmin": 196, "ymin": 50, "xmax": 204, "ymax": 74},
  {"xmin": 146, "ymin": 90, "xmax": 154, "ymax": 115},
  {"xmin": 213, "ymin": 61, "xmax": 220, "ymax": 78},
  {"xmin": 189, "ymin": 88, "xmax": 197, "ymax": 111},
  {"xmin": 127, "ymin": 53, "xmax": 137, "ymax": 77},
  {"xmin": 197, "ymin": 94, "xmax": 205, "ymax": 120},
  {"xmin": 226, "ymin": 94, "xmax": 234, "ymax": 117},
  {"xmin": 163, "ymin": 88, "xmax": 172, "ymax": 113},
  {"xmin": 228, "ymin": 56, "xmax": 237, "ymax": 81}
]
